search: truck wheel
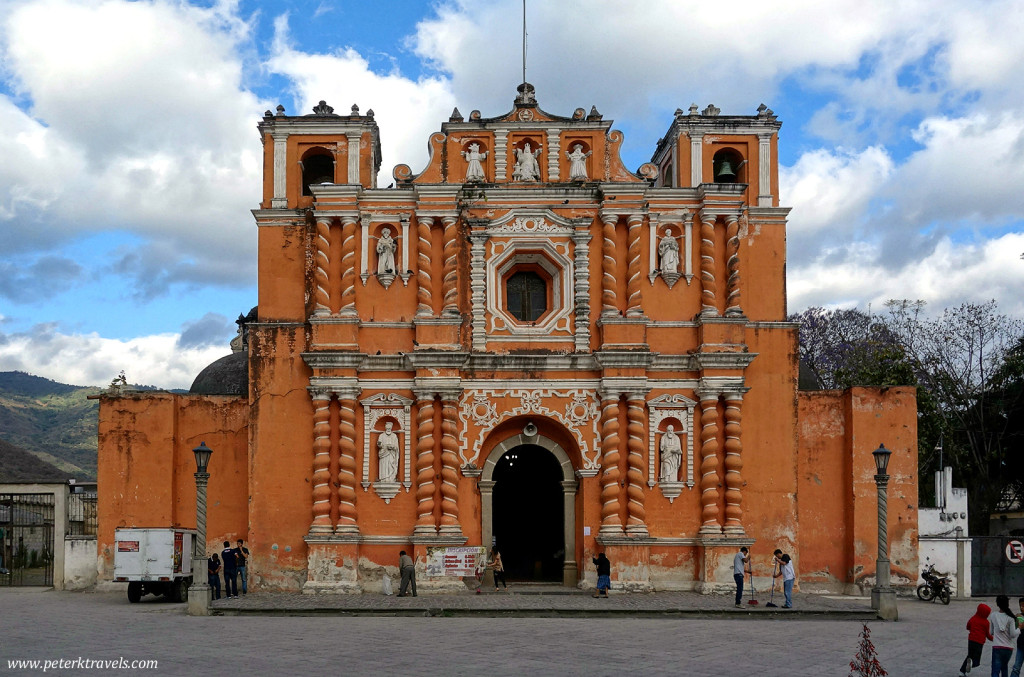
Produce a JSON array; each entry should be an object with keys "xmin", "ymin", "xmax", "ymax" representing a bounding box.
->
[
  {"xmin": 127, "ymin": 582, "xmax": 142, "ymax": 603},
  {"xmin": 173, "ymin": 578, "xmax": 190, "ymax": 603}
]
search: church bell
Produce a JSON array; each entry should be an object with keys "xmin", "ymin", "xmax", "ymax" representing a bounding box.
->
[{"xmin": 714, "ymin": 160, "xmax": 737, "ymax": 183}]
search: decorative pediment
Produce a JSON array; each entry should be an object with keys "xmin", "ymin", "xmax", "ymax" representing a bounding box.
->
[{"xmin": 486, "ymin": 209, "xmax": 583, "ymax": 235}]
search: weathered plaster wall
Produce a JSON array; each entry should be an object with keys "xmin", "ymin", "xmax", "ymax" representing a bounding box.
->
[
  {"xmin": 96, "ymin": 393, "xmax": 248, "ymax": 580},
  {"xmin": 798, "ymin": 386, "xmax": 918, "ymax": 593}
]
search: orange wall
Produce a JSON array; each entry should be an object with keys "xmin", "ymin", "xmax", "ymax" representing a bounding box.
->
[{"xmin": 96, "ymin": 393, "xmax": 248, "ymax": 578}]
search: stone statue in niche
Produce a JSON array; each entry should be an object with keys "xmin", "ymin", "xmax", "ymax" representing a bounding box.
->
[
  {"xmin": 659, "ymin": 425, "xmax": 682, "ymax": 482},
  {"xmin": 659, "ymin": 229, "xmax": 680, "ymax": 275},
  {"xmin": 377, "ymin": 421, "xmax": 400, "ymax": 483},
  {"xmin": 377, "ymin": 227, "xmax": 397, "ymax": 275},
  {"xmin": 463, "ymin": 143, "xmax": 488, "ymax": 182},
  {"xmin": 566, "ymin": 144, "xmax": 592, "ymax": 181},
  {"xmin": 513, "ymin": 143, "xmax": 542, "ymax": 181}
]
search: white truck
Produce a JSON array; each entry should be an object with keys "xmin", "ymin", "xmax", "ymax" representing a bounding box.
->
[{"xmin": 113, "ymin": 528, "xmax": 196, "ymax": 603}]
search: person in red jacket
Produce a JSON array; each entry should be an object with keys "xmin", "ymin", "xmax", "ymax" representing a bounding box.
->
[{"xmin": 960, "ymin": 602, "xmax": 993, "ymax": 676}]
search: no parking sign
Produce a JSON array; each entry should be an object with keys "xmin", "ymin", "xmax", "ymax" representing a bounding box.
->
[{"xmin": 1007, "ymin": 540, "xmax": 1024, "ymax": 564}]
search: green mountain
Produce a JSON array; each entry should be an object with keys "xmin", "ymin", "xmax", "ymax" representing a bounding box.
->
[
  {"xmin": 0, "ymin": 372, "xmax": 101, "ymax": 480},
  {"xmin": 0, "ymin": 437, "xmax": 72, "ymax": 482}
]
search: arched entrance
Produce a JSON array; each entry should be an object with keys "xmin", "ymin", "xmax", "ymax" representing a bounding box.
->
[
  {"xmin": 493, "ymin": 444, "xmax": 563, "ymax": 580},
  {"xmin": 479, "ymin": 432, "xmax": 578, "ymax": 586}
]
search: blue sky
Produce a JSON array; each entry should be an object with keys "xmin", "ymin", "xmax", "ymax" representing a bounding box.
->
[{"xmin": 1, "ymin": 0, "xmax": 1022, "ymax": 389}]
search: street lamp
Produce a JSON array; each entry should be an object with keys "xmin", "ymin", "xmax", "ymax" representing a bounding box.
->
[
  {"xmin": 870, "ymin": 443, "xmax": 898, "ymax": 620},
  {"xmin": 187, "ymin": 442, "xmax": 213, "ymax": 616}
]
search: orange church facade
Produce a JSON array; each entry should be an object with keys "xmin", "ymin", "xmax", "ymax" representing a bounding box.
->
[{"xmin": 96, "ymin": 85, "xmax": 918, "ymax": 594}]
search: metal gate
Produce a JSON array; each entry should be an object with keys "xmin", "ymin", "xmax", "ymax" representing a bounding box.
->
[
  {"xmin": 971, "ymin": 536, "xmax": 1024, "ymax": 596},
  {"xmin": 0, "ymin": 493, "xmax": 55, "ymax": 587}
]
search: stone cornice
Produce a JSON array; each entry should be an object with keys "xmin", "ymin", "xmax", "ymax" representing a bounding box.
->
[
  {"xmin": 302, "ymin": 352, "xmax": 367, "ymax": 369},
  {"xmin": 694, "ymin": 352, "xmax": 758, "ymax": 370},
  {"xmin": 406, "ymin": 352, "xmax": 470, "ymax": 369},
  {"xmin": 464, "ymin": 354, "xmax": 600, "ymax": 371},
  {"xmin": 594, "ymin": 350, "xmax": 653, "ymax": 369}
]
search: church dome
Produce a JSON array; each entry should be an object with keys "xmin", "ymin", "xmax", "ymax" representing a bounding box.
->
[{"xmin": 189, "ymin": 352, "xmax": 248, "ymax": 396}]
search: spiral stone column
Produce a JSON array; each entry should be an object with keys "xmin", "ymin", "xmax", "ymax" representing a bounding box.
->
[
  {"xmin": 335, "ymin": 389, "xmax": 359, "ymax": 534},
  {"xmin": 724, "ymin": 214, "xmax": 742, "ymax": 317},
  {"xmin": 313, "ymin": 218, "xmax": 331, "ymax": 316},
  {"xmin": 699, "ymin": 214, "xmax": 718, "ymax": 316},
  {"xmin": 416, "ymin": 216, "xmax": 435, "ymax": 317},
  {"xmin": 722, "ymin": 392, "xmax": 745, "ymax": 534},
  {"xmin": 438, "ymin": 397, "xmax": 462, "ymax": 536},
  {"xmin": 414, "ymin": 393, "xmax": 437, "ymax": 535},
  {"xmin": 599, "ymin": 394, "xmax": 623, "ymax": 535},
  {"xmin": 441, "ymin": 217, "xmax": 459, "ymax": 316},
  {"xmin": 698, "ymin": 391, "xmax": 722, "ymax": 534},
  {"xmin": 624, "ymin": 394, "xmax": 649, "ymax": 535},
  {"xmin": 600, "ymin": 214, "xmax": 619, "ymax": 316},
  {"xmin": 339, "ymin": 216, "xmax": 358, "ymax": 316},
  {"xmin": 310, "ymin": 389, "xmax": 333, "ymax": 533},
  {"xmin": 625, "ymin": 214, "xmax": 644, "ymax": 317}
]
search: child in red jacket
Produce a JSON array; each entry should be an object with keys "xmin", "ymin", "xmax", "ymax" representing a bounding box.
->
[{"xmin": 960, "ymin": 603, "xmax": 993, "ymax": 675}]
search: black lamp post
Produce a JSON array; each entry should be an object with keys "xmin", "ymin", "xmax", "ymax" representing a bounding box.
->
[
  {"xmin": 870, "ymin": 443, "xmax": 898, "ymax": 620},
  {"xmin": 187, "ymin": 442, "xmax": 213, "ymax": 616}
]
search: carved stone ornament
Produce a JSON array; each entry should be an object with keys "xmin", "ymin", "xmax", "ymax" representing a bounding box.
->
[
  {"xmin": 361, "ymin": 393, "xmax": 414, "ymax": 502},
  {"xmin": 646, "ymin": 394, "xmax": 697, "ymax": 502},
  {"xmin": 463, "ymin": 143, "xmax": 488, "ymax": 183},
  {"xmin": 312, "ymin": 100, "xmax": 335, "ymax": 116},
  {"xmin": 376, "ymin": 226, "xmax": 398, "ymax": 289},
  {"xmin": 458, "ymin": 389, "xmax": 601, "ymax": 472},
  {"xmin": 658, "ymin": 228, "xmax": 682, "ymax": 289}
]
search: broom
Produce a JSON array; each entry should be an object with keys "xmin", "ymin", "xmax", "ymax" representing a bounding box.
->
[
  {"xmin": 747, "ymin": 567, "xmax": 759, "ymax": 605},
  {"xmin": 765, "ymin": 559, "xmax": 779, "ymax": 607}
]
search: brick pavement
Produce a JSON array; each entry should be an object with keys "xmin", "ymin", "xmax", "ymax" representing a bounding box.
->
[{"xmin": 0, "ymin": 588, "xmax": 990, "ymax": 676}]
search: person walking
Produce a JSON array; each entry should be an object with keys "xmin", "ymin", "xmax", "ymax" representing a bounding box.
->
[
  {"xmin": 773, "ymin": 553, "xmax": 795, "ymax": 608},
  {"xmin": 235, "ymin": 539, "xmax": 250, "ymax": 595},
  {"xmin": 991, "ymin": 595, "xmax": 1021, "ymax": 677},
  {"xmin": 221, "ymin": 541, "xmax": 238, "ymax": 598},
  {"xmin": 489, "ymin": 547, "xmax": 508, "ymax": 592},
  {"xmin": 397, "ymin": 550, "xmax": 417, "ymax": 597},
  {"xmin": 592, "ymin": 552, "xmax": 611, "ymax": 598},
  {"xmin": 958, "ymin": 602, "xmax": 992, "ymax": 676},
  {"xmin": 733, "ymin": 546, "xmax": 749, "ymax": 608},
  {"xmin": 207, "ymin": 552, "xmax": 221, "ymax": 600},
  {"xmin": 1011, "ymin": 597, "xmax": 1024, "ymax": 677}
]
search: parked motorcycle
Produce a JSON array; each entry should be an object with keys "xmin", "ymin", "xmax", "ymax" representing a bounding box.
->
[{"xmin": 916, "ymin": 563, "xmax": 951, "ymax": 604}]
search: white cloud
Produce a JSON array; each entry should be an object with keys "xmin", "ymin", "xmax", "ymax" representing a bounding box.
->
[
  {"xmin": 265, "ymin": 15, "xmax": 456, "ymax": 180},
  {"xmin": 0, "ymin": 0, "xmax": 264, "ymax": 283},
  {"xmin": 790, "ymin": 231, "xmax": 1024, "ymax": 317},
  {"xmin": 0, "ymin": 324, "xmax": 230, "ymax": 390}
]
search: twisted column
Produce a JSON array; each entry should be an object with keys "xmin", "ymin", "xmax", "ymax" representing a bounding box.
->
[
  {"xmin": 313, "ymin": 218, "xmax": 331, "ymax": 316},
  {"xmin": 414, "ymin": 395, "xmax": 437, "ymax": 534},
  {"xmin": 877, "ymin": 474, "xmax": 889, "ymax": 561},
  {"xmin": 416, "ymin": 216, "xmax": 435, "ymax": 317},
  {"xmin": 724, "ymin": 214, "xmax": 742, "ymax": 317},
  {"xmin": 339, "ymin": 216, "xmax": 357, "ymax": 316},
  {"xmin": 310, "ymin": 390, "xmax": 333, "ymax": 533},
  {"xmin": 600, "ymin": 214, "xmax": 619, "ymax": 316},
  {"xmin": 699, "ymin": 215, "xmax": 718, "ymax": 316},
  {"xmin": 625, "ymin": 395, "xmax": 648, "ymax": 535},
  {"xmin": 625, "ymin": 214, "xmax": 644, "ymax": 317},
  {"xmin": 336, "ymin": 392, "xmax": 359, "ymax": 533},
  {"xmin": 599, "ymin": 395, "xmax": 623, "ymax": 535},
  {"xmin": 723, "ymin": 393, "xmax": 744, "ymax": 534},
  {"xmin": 698, "ymin": 392, "xmax": 722, "ymax": 534},
  {"xmin": 438, "ymin": 398, "xmax": 462, "ymax": 535},
  {"xmin": 441, "ymin": 217, "xmax": 459, "ymax": 315}
]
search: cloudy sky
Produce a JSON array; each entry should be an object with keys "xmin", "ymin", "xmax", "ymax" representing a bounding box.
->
[{"xmin": 0, "ymin": 0, "xmax": 1022, "ymax": 389}]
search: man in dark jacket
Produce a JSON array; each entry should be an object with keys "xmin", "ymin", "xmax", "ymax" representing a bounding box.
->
[{"xmin": 221, "ymin": 541, "xmax": 238, "ymax": 598}]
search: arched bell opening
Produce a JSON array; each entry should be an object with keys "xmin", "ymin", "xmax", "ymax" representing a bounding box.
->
[
  {"xmin": 301, "ymin": 150, "xmax": 335, "ymax": 196},
  {"xmin": 712, "ymin": 148, "xmax": 745, "ymax": 184}
]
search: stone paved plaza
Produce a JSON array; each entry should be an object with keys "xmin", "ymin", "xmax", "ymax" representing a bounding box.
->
[{"xmin": 0, "ymin": 587, "xmax": 986, "ymax": 675}]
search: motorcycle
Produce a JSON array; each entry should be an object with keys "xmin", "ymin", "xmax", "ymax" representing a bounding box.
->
[{"xmin": 916, "ymin": 563, "xmax": 952, "ymax": 604}]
